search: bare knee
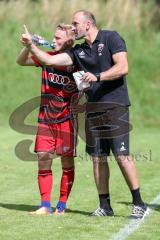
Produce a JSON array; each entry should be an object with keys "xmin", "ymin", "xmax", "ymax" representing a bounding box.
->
[
  {"xmin": 92, "ymin": 156, "xmax": 108, "ymax": 167},
  {"xmin": 37, "ymin": 152, "xmax": 53, "ymax": 170},
  {"xmin": 61, "ymin": 156, "xmax": 74, "ymax": 169},
  {"xmin": 116, "ymin": 155, "xmax": 134, "ymax": 167}
]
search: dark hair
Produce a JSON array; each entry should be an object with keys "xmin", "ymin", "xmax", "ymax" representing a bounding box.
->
[{"xmin": 74, "ymin": 10, "xmax": 97, "ymax": 26}]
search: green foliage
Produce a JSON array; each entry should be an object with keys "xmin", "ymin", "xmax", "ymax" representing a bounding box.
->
[
  {"xmin": 0, "ymin": 0, "xmax": 159, "ymax": 128},
  {"xmin": 124, "ymin": 31, "xmax": 160, "ymax": 127}
]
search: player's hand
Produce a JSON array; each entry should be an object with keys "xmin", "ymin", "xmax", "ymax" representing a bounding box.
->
[
  {"xmin": 82, "ymin": 72, "xmax": 97, "ymax": 83},
  {"xmin": 20, "ymin": 25, "xmax": 32, "ymax": 47}
]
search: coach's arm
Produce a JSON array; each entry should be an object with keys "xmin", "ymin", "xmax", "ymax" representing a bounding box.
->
[
  {"xmin": 82, "ymin": 52, "xmax": 128, "ymax": 83},
  {"xmin": 100, "ymin": 52, "xmax": 128, "ymax": 81}
]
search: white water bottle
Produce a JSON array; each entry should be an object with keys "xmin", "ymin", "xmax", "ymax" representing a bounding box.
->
[{"xmin": 73, "ymin": 71, "xmax": 90, "ymax": 91}]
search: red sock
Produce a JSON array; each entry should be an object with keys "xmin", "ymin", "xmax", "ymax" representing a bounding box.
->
[
  {"xmin": 38, "ymin": 170, "xmax": 53, "ymax": 202},
  {"xmin": 59, "ymin": 167, "xmax": 75, "ymax": 203}
]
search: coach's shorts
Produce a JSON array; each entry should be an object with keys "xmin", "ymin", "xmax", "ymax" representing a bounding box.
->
[
  {"xmin": 34, "ymin": 119, "xmax": 77, "ymax": 157},
  {"xmin": 86, "ymin": 106, "xmax": 131, "ymax": 157}
]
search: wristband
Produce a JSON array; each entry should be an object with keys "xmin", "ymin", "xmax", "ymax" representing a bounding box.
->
[{"xmin": 95, "ymin": 73, "xmax": 100, "ymax": 82}]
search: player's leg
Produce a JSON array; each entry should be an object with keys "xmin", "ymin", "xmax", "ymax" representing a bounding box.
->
[
  {"xmin": 30, "ymin": 123, "xmax": 55, "ymax": 215},
  {"xmin": 38, "ymin": 152, "xmax": 53, "ymax": 212},
  {"xmin": 54, "ymin": 119, "xmax": 77, "ymax": 214},
  {"xmin": 54, "ymin": 156, "xmax": 75, "ymax": 215},
  {"xmin": 29, "ymin": 152, "xmax": 54, "ymax": 215}
]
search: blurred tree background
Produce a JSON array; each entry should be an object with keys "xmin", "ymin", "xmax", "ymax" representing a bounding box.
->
[{"xmin": 0, "ymin": 0, "xmax": 159, "ymax": 128}]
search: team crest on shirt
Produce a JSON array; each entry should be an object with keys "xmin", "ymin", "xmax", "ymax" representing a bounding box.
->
[{"xmin": 98, "ymin": 43, "xmax": 104, "ymax": 56}]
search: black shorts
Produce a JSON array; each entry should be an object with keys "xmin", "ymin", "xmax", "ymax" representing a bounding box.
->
[{"xmin": 85, "ymin": 105, "xmax": 131, "ymax": 157}]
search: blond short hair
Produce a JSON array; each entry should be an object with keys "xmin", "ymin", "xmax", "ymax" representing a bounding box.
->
[{"xmin": 56, "ymin": 23, "xmax": 75, "ymax": 39}]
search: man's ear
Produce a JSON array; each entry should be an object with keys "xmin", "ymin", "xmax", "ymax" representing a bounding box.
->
[
  {"xmin": 67, "ymin": 39, "xmax": 73, "ymax": 45},
  {"xmin": 86, "ymin": 21, "xmax": 91, "ymax": 31},
  {"xmin": 66, "ymin": 38, "xmax": 74, "ymax": 46}
]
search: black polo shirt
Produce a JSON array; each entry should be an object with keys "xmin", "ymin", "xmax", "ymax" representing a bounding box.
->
[{"xmin": 67, "ymin": 30, "xmax": 131, "ymax": 106}]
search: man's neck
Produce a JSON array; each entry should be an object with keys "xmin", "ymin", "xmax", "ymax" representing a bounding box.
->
[{"xmin": 84, "ymin": 27, "xmax": 99, "ymax": 46}]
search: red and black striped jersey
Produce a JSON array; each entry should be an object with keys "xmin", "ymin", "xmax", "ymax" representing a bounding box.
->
[{"xmin": 32, "ymin": 52, "xmax": 78, "ymax": 124}]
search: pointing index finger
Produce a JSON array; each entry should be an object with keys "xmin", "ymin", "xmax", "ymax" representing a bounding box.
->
[{"xmin": 23, "ymin": 24, "xmax": 29, "ymax": 34}]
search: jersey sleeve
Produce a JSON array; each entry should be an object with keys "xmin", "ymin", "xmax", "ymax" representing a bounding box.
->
[
  {"xmin": 31, "ymin": 52, "xmax": 54, "ymax": 67},
  {"xmin": 108, "ymin": 31, "xmax": 127, "ymax": 55},
  {"xmin": 31, "ymin": 55, "xmax": 42, "ymax": 67}
]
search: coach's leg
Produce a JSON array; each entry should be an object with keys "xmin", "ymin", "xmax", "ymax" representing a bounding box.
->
[
  {"xmin": 116, "ymin": 154, "xmax": 144, "ymax": 206},
  {"xmin": 92, "ymin": 156, "xmax": 113, "ymax": 215},
  {"xmin": 55, "ymin": 156, "xmax": 75, "ymax": 214},
  {"xmin": 116, "ymin": 155, "xmax": 139, "ymax": 189},
  {"xmin": 92, "ymin": 156, "xmax": 109, "ymax": 194}
]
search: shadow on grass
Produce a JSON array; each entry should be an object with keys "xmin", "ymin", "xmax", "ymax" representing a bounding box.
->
[
  {"xmin": 0, "ymin": 202, "xmax": 127, "ymax": 217},
  {"xmin": 66, "ymin": 209, "xmax": 91, "ymax": 215},
  {"xmin": 67, "ymin": 209, "xmax": 126, "ymax": 218},
  {"xmin": 0, "ymin": 203, "xmax": 38, "ymax": 212},
  {"xmin": 0, "ymin": 202, "xmax": 91, "ymax": 215},
  {"xmin": 117, "ymin": 201, "xmax": 160, "ymax": 212}
]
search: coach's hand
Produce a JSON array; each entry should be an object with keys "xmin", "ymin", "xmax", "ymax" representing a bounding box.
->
[
  {"xmin": 21, "ymin": 25, "xmax": 32, "ymax": 47},
  {"xmin": 82, "ymin": 72, "xmax": 97, "ymax": 83}
]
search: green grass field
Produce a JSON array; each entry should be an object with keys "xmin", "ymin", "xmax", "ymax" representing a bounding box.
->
[{"xmin": 0, "ymin": 124, "xmax": 160, "ymax": 240}]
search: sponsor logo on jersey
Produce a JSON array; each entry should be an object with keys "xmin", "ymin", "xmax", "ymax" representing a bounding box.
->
[{"xmin": 48, "ymin": 73, "xmax": 70, "ymax": 85}]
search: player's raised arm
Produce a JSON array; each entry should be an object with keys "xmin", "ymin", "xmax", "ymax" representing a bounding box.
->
[
  {"xmin": 16, "ymin": 47, "xmax": 35, "ymax": 66},
  {"xmin": 29, "ymin": 44, "xmax": 73, "ymax": 67},
  {"xmin": 19, "ymin": 24, "xmax": 73, "ymax": 67},
  {"xmin": 16, "ymin": 25, "xmax": 35, "ymax": 66}
]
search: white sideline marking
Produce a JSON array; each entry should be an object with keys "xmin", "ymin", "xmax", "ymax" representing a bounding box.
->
[{"xmin": 110, "ymin": 194, "xmax": 160, "ymax": 240}]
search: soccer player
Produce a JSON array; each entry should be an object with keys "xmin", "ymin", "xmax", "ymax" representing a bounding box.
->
[
  {"xmin": 16, "ymin": 24, "xmax": 78, "ymax": 215},
  {"xmin": 22, "ymin": 11, "xmax": 148, "ymax": 219}
]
